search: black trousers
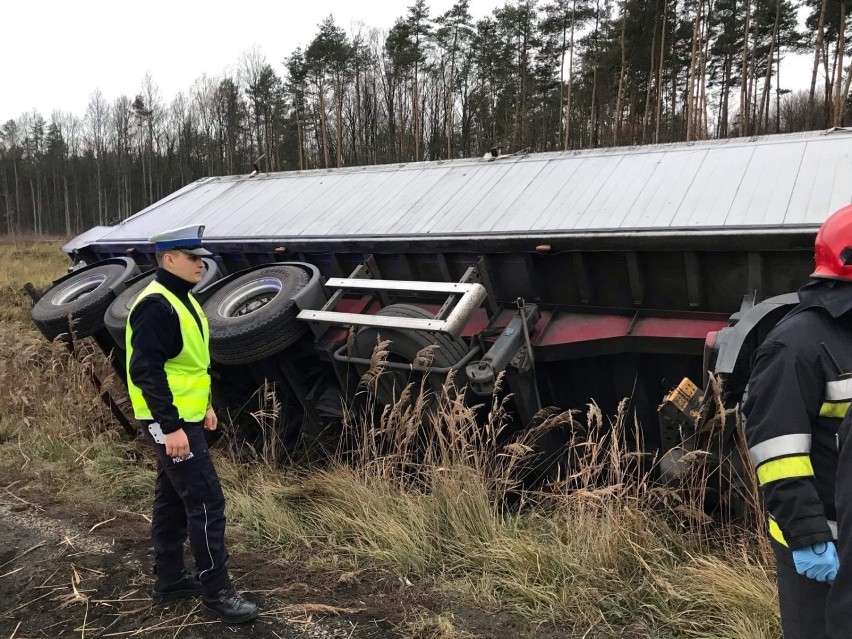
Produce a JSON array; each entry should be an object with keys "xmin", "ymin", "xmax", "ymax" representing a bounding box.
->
[
  {"xmin": 774, "ymin": 541, "xmax": 831, "ymax": 639},
  {"xmin": 143, "ymin": 421, "xmax": 231, "ymax": 595}
]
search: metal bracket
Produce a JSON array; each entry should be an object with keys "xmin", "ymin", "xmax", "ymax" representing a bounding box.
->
[
  {"xmin": 299, "ymin": 278, "xmax": 488, "ymax": 338},
  {"xmin": 433, "ymin": 257, "xmax": 497, "ymax": 321},
  {"xmin": 435, "ymin": 264, "xmax": 478, "ymax": 321},
  {"xmin": 321, "ymin": 258, "xmax": 376, "ymax": 313},
  {"xmin": 473, "ymin": 257, "xmax": 499, "ymax": 319}
]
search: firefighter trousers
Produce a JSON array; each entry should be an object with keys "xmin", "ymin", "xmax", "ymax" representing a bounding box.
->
[{"xmin": 774, "ymin": 541, "xmax": 831, "ymax": 639}]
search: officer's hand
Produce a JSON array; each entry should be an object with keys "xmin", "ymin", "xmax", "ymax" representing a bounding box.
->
[
  {"xmin": 204, "ymin": 407, "xmax": 218, "ymax": 432},
  {"xmin": 163, "ymin": 429, "xmax": 190, "ymax": 459},
  {"xmin": 792, "ymin": 542, "xmax": 840, "ymax": 583}
]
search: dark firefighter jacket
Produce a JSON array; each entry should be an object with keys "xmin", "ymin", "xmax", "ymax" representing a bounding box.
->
[
  {"xmin": 127, "ymin": 268, "xmax": 204, "ymax": 435},
  {"xmin": 742, "ymin": 278, "xmax": 852, "ymax": 550}
]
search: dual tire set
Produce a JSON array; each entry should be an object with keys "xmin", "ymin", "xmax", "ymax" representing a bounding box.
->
[
  {"xmin": 29, "ymin": 258, "xmax": 468, "ymax": 400},
  {"xmin": 30, "ymin": 259, "xmax": 310, "ymax": 366}
]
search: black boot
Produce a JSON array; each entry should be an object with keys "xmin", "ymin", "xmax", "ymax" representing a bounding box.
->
[
  {"xmin": 151, "ymin": 571, "xmax": 203, "ymax": 604},
  {"xmin": 202, "ymin": 588, "xmax": 259, "ymax": 623}
]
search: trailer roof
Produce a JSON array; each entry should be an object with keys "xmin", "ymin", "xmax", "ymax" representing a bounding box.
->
[{"xmin": 66, "ymin": 129, "xmax": 852, "ymax": 253}]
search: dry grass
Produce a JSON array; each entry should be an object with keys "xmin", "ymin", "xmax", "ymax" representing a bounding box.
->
[
  {"xmin": 0, "ymin": 243, "xmax": 781, "ymax": 638},
  {"xmin": 401, "ymin": 613, "xmax": 479, "ymax": 639},
  {"xmin": 0, "ymin": 240, "xmax": 70, "ymax": 323}
]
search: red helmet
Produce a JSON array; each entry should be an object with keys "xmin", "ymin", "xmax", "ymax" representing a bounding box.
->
[{"xmin": 813, "ymin": 204, "xmax": 852, "ymax": 280}]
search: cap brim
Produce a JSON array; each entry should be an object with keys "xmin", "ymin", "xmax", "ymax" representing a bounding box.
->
[{"xmin": 178, "ymin": 247, "xmax": 213, "ymax": 257}]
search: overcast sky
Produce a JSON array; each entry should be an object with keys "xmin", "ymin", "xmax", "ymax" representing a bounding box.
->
[
  {"xmin": 2, "ymin": 0, "xmax": 816, "ymax": 123},
  {"xmin": 1, "ymin": 0, "xmax": 495, "ymax": 120}
]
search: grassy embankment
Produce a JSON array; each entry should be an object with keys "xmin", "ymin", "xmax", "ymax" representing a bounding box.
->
[{"xmin": 0, "ymin": 238, "xmax": 780, "ymax": 638}]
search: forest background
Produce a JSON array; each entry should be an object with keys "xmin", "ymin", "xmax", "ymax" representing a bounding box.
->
[{"xmin": 0, "ymin": 0, "xmax": 850, "ymax": 238}]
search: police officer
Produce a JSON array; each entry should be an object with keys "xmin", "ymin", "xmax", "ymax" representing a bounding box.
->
[
  {"xmin": 743, "ymin": 205, "xmax": 852, "ymax": 639},
  {"xmin": 126, "ymin": 224, "xmax": 259, "ymax": 623}
]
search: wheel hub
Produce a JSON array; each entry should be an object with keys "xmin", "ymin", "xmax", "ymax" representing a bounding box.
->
[
  {"xmin": 217, "ymin": 277, "xmax": 283, "ymax": 318},
  {"xmin": 51, "ymin": 274, "xmax": 107, "ymax": 305}
]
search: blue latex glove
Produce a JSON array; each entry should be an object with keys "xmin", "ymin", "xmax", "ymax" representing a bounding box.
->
[{"xmin": 792, "ymin": 542, "xmax": 840, "ymax": 583}]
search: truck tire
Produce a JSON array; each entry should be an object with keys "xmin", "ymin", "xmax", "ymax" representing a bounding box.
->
[
  {"xmin": 202, "ymin": 265, "xmax": 310, "ymax": 365},
  {"xmin": 104, "ymin": 259, "xmax": 221, "ymax": 348},
  {"xmin": 31, "ymin": 263, "xmax": 133, "ymax": 342},
  {"xmin": 352, "ymin": 304, "xmax": 469, "ymax": 405},
  {"xmin": 104, "ymin": 273, "xmax": 155, "ymax": 347}
]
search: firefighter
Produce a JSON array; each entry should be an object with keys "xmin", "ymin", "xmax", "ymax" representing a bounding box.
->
[
  {"xmin": 126, "ymin": 224, "xmax": 259, "ymax": 623},
  {"xmin": 831, "ymin": 400, "xmax": 852, "ymax": 636},
  {"xmin": 742, "ymin": 204, "xmax": 852, "ymax": 639}
]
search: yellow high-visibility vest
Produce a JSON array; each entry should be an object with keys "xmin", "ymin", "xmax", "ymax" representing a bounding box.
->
[{"xmin": 126, "ymin": 280, "xmax": 210, "ymax": 422}]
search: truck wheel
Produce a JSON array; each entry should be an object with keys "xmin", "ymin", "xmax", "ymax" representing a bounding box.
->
[
  {"xmin": 104, "ymin": 273, "xmax": 155, "ymax": 347},
  {"xmin": 203, "ymin": 265, "xmax": 310, "ymax": 365},
  {"xmin": 31, "ymin": 263, "xmax": 135, "ymax": 342},
  {"xmin": 104, "ymin": 258, "xmax": 221, "ymax": 348},
  {"xmin": 352, "ymin": 304, "xmax": 469, "ymax": 406}
]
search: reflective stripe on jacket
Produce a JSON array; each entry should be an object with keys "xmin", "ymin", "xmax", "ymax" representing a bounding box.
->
[{"xmin": 126, "ymin": 281, "xmax": 210, "ymax": 422}]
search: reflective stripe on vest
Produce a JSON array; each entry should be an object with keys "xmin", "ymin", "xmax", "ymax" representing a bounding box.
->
[{"xmin": 126, "ymin": 281, "xmax": 210, "ymax": 422}]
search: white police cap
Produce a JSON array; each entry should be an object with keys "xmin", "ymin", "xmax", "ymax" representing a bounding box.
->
[{"xmin": 149, "ymin": 225, "xmax": 213, "ymax": 256}]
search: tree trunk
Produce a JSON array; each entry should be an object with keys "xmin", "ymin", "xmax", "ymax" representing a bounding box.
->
[
  {"xmin": 740, "ymin": 0, "xmax": 751, "ymax": 134},
  {"xmin": 756, "ymin": 1, "xmax": 780, "ymax": 135},
  {"xmin": 590, "ymin": 0, "xmax": 601, "ymax": 147},
  {"xmin": 670, "ymin": 0, "xmax": 679, "ymax": 140},
  {"xmin": 521, "ymin": 21, "xmax": 529, "ymax": 149},
  {"xmin": 447, "ymin": 29, "xmax": 458, "ymax": 159},
  {"xmin": 353, "ymin": 64, "xmax": 362, "ymax": 165},
  {"xmin": 749, "ymin": 0, "xmax": 762, "ymax": 129},
  {"xmin": 296, "ymin": 104, "xmax": 305, "ymax": 170},
  {"xmin": 809, "ymin": 0, "xmax": 829, "ymax": 128},
  {"xmin": 776, "ymin": 35, "xmax": 782, "ymax": 132},
  {"xmin": 721, "ymin": 52, "xmax": 732, "ymax": 137},
  {"xmin": 96, "ymin": 154, "xmax": 103, "ymax": 225},
  {"xmin": 698, "ymin": 0, "xmax": 714, "ymax": 138},
  {"xmin": 564, "ymin": 0, "xmax": 577, "ymax": 150},
  {"xmin": 1, "ymin": 166, "xmax": 13, "ymax": 235},
  {"xmin": 318, "ymin": 77, "xmax": 331, "ymax": 169},
  {"xmin": 148, "ymin": 121, "xmax": 154, "ymax": 205},
  {"xmin": 336, "ymin": 88, "xmax": 345, "ymax": 167},
  {"xmin": 63, "ymin": 175, "xmax": 71, "ymax": 236},
  {"xmin": 643, "ymin": 7, "xmax": 659, "ymax": 144},
  {"xmin": 686, "ymin": 0, "xmax": 703, "ymax": 141},
  {"xmin": 30, "ymin": 178, "xmax": 37, "ymax": 235},
  {"xmin": 655, "ymin": 0, "xmax": 669, "ymax": 142},
  {"xmin": 13, "ymin": 155, "xmax": 21, "ymax": 234},
  {"xmin": 413, "ymin": 63, "xmax": 421, "ymax": 161},
  {"xmin": 38, "ymin": 176, "xmax": 43, "ymax": 234},
  {"xmin": 557, "ymin": 8, "xmax": 567, "ymax": 146},
  {"xmin": 842, "ymin": 53, "xmax": 852, "ymax": 126},
  {"xmin": 833, "ymin": 0, "xmax": 847, "ymax": 127},
  {"xmin": 614, "ymin": 2, "xmax": 628, "ymax": 144},
  {"xmin": 823, "ymin": 35, "xmax": 834, "ymax": 126}
]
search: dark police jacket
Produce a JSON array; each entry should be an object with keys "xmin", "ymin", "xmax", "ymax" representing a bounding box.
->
[
  {"xmin": 743, "ymin": 278, "xmax": 852, "ymax": 550},
  {"xmin": 127, "ymin": 268, "xmax": 205, "ymax": 435}
]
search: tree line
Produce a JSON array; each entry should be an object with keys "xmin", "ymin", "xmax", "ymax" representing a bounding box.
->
[{"xmin": 0, "ymin": 0, "xmax": 849, "ymax": 237}]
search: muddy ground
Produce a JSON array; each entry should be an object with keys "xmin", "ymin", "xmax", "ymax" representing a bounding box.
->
[{"xmin": 0, "ymin": 474, "xmax": 574, "ymax": 639}]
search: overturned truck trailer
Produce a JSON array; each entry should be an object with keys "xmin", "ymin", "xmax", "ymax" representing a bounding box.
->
[{"xmin": 29, "ymin": 129, "xmax": 852, "ymax": 479}]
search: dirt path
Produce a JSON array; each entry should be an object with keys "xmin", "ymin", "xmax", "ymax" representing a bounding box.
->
[
  {"xmin": 0, "ymin": 477, "xmax": 570, "ymax": 639},
  {"xmin": 0, "ymin": 479, "xmax": 409, "ymax": 639}
]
